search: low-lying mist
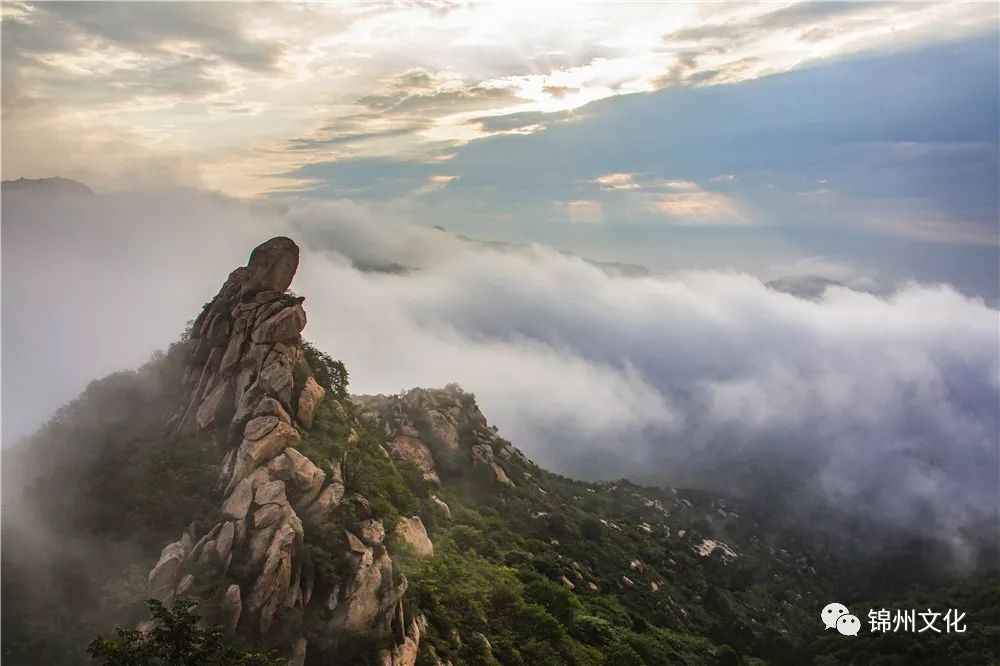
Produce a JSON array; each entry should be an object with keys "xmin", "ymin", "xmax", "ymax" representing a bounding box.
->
[{"xmin": 4, "ymin": 185, "xmax": 998, "ymax": 566}]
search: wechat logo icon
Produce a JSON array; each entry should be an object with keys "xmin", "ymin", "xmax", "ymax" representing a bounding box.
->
[{"xmin": 822, "ymin": 602, "xmax": 861, "ymax": 636}]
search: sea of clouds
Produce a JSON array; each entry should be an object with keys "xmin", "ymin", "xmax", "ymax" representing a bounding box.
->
[{"xmin": 4, "ymin": 187, "xmax": 997, "ymax": 559}]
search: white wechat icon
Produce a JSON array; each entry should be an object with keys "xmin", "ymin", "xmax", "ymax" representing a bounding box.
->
[
  {"xmin": 836, "ymin": 614, "xmax": 861, "ymax": 637},
  {"xmin": 821, "ymin": 602, "xmax": 849, "ymax": 630}
]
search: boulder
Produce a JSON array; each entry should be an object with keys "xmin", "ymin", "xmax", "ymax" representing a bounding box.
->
[
  {"xmin": 196, "ymin": 379, "xmax": 234, "ymax": 430},
  {"xmin": 148, "ymin": 537, "xmax": 189, "ymax": 600},
  {"xmin": 268, "ymin": 448, "xmax": 325, "ymax": 508},
  {"xmin": 258, "ymin": 357, "xmax": 294, "ymax": 405},
  {"xmin": 221, "ymin": 477, "xmax": 254, "ymax": 521},
  {"xmin": 221, "ymin": 584, "xmax": 242, "ymax": 634},
  {"xmin": 491, "ymin": 463, "xmax": 512, "ymax": 485},
  {"xmin": 243, "ymin": 236, "xmax": 299, "ymax": 295},
  {"xmin": 254, "ymin": 396, "xmax": 292, "ymax": 424},
  {"xmin": 424, "ymin": 410, "xmax": 459, "ymax": 451},
  {"xmin": 430, "ymin": 495, "xmax": 452, "ymax": 520},
  {"xmin": 227, "ymin": 422, "xmax": 300, "ymax": 492},
  {"xmin": 254, "ymin": 300, "xmax": 286, "ymax": 328},
  {"xmin": 219, "ymin": 316, "xmax": 250, "ymax": 377},
  {"xmin": 471, "ymin": 444, "xmax": 512, "ymax": 486},
  {"xmin": 244, "ymin": 416, "xmax": 280, "ymax": 441},
  {"xmin": 254, "ymin": 504, "xmax": 283, "ymax": 529},
  {"xmin": 188, "ymin": 524, "xmax": 221, "ymax": 564},
  {"xmin": 231, "ymin": 375, "xmax": 265, "ymax": 430},
  {"xmin": 345, "ymin": 531, "xmax": 367, "ymax": 554},
  {"xmin": 395, "ymin": 516, "xmax": 433, "ymax": 557},
  {"xmin": 346, "ymin": 494, "xmax": 372, "ymax": 519},
  {"xmin": 247, "ymin": 524, "xmax": 279, "ymax": 573},
  {"xmin": 359, "ymin": 519, "xmax": 385, "ymax": 546},
  {"xmin": 303, "ymin": 482, "xmax": 345, "ymax": 525},
  {"xmin": 255, "ymin": 480, "xmax": 287, "ymax": 507},
  {"xmin": 391, "ymin": 435, "xmax": 439, "ymax": 483},
  {"xmin": 325, "ymin": 540, "xmax": 406, "ymax": 637},
  {"xmin": 246, "ymin": 524, "xmax": 296, "ymax": 633},
  {"xmin": 216, "ymin": 521, "xmax": 236, "ymax": 564},
  {"xmin": 377, "ymin": 616, "xmax": 421, "ymax": 666},
  {"xmin": 296, "ymin": 376, "xmax": 325, "ymax": 428},
  {"xmin": 252, "ymin": 304, "xmax": 307, "ymax": 344}
]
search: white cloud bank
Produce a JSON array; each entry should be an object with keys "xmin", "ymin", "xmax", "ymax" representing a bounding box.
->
[{"xmin": 3, "ymin": 188, "xmax": 997, "ymax": 555}]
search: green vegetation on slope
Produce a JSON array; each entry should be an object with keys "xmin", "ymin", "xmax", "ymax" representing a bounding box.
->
[{"xmin": 88, "ymin": 600, "xmax": 283, "ymax": 666}]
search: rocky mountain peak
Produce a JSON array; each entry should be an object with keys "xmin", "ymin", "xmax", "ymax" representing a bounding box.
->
[
  {"xmin": 147, "ymin": 237, "xmax": 421, "ymax": 665},
  {"xmin": 172, "ymin": 236, "xmax": 309, "ymax": 438},
  {"xmin": 355, "ymin": 386, "xmax": 525, "ymax": 487}
]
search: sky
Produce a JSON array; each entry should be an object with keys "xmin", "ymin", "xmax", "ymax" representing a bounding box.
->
[
  {"xmin": 2, "ymin": 2, "xmax": 999, "ymax": 554},
  {"xmin": 2, "ymin": 1, "xmax": 999, "ymax": 296}
]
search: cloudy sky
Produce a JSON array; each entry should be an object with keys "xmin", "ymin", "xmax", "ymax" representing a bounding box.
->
[
  {"xmin": 3, "ymin": 2, "xmax": 999, "ymax": 295},
  {"xmin": 2, "ymin": 2, "xmax": 999, "ymax": 553}
]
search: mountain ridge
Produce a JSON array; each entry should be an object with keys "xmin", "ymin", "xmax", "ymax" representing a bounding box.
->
[{"xmin": 2, "ymin": 176, "xmax": 95, "ymax": 197}]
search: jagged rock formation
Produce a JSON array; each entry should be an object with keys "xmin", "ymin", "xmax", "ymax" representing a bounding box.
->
[
  {"xmin": 355, "ymin": 386, "xmax": 523, "ymax": 487},
  {"xmin": 430, "ymin": 495, "xmax": 452, "ymax": 520},
  {"xmin": 378, "ymin": 614, "xmax": 425, "ymax": 666},
  {"xmin": 322, "ymin": 524, "xmax": 407, "ymax": 639},
  {"xmin": 146, "ymin": 238, "xmax": 418, "ymax": 664}
]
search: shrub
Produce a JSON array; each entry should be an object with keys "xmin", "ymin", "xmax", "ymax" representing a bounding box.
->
[
  {"xmin": 451, "ymin": 525, "xmax": 485, "ymax": 553},
  {"xmin": 571, "ymin": 615, "xmax": 615, "ymax": 647},
  {"xmin": 88, "ymin": 599, "xmax": 283, "ymax": 665},
  {"xmin": 512, "ymin": 604, "xmax": 565, "ymax": 645},
  {"xmin": 301, "ymin": 341, "xmax": 349, "ymax": 399},
  {"xmin": 603, "ymin": 639, "xmax": 644, "ymax": 666},
  {"xmin": 580, "ymin": 517, "xmax": 604, "ymax": 543},
  {"xmin": 523, "ymin": 578, "xmax": 579, "ymax": 625}
]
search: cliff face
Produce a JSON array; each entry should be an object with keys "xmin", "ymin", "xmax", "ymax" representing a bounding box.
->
[{"xmin": 146, "ymin": 238, "xmax": 417, "ymax": 665}]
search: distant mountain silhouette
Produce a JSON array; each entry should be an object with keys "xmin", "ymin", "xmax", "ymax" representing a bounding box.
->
[{"xmin": 2, "ymin": 177, "xmax": 95, "ymax": 197}]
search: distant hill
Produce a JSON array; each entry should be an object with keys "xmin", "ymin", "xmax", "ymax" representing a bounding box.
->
[
  {"xmin": 351, "ymin": 228, "xmax": 651, "ymax": 278},
  {"xmin": 454, "ymin": 233, "xmax": 652, "ymax": 277},
  {"xmin": 765, "ymin": 275, "xmax": 875, "ymax": 300},
  {"xmin": 2, "ymin": 176, "xmax": 95, "ymax": 197}
]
